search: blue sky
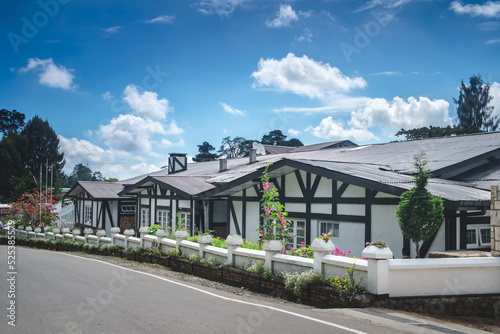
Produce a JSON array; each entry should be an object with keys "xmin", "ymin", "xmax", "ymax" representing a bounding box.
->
[{"xmin": 1, "ymin": 0, "xmax": 500, "ymax": 180}]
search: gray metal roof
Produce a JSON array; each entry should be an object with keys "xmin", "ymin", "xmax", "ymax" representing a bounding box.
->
[
  {"xmin": 65, "ymin": 181, "xmax": 125, "ymax": 199},
  {"xmin": 66, "ymin": 132, "xmax": 500, "ymax": 205}
]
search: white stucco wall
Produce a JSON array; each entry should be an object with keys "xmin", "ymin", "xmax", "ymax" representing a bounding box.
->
[
  {"xmin": 245, "ymin": 202, "xmax": 260, "ymax": 242},
  {"xmin": 372, "ymin": 204, "xmax": 403, "ymax": 258}
]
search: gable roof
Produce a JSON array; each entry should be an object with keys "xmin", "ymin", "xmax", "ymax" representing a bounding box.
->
[
  {"xmin": 66, "ymin": 131, "xmax": 500, "ymax": 208},
  {"xmin": 65, "ymin": 181, "xmax": 126, "ymax": 199}
]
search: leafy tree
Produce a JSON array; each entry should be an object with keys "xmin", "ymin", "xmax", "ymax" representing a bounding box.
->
[
  {"xmin": 395, "ymin": 125, "xmax": 472, "ymax": 141},
  {"xmin": 261, "ymin": 130, "xmax": 303, "ymax": 147},
  {"xmin": 0, "ymin": 109, "xmax": 25, "ymax": 136},
  {"xmin": 193, "ymin": 141, "xmax": 218, "ymax": 162},
  {"xmin": 261, "ymin": 130, "xmax": 287, "ymax": 145},
  {"xmin": 0, "ymin": 115, "xmax": 65, "ymax": 201},
  {"xmin": 280, "ymin": 138, "xmax": 304, "ymax": 147},
  {"xmin": 454, "ymin": 74, "xmax": 498, "ymax": 132},
  {"xmin": 105, "ymin": 177, "xmax": 120, "ymax": 182},
  {"xmin": 396, "ymin": 153, "xmax": 444, "ymax": 258},
  {"xmin": 92, "ymin": 170, "xmax": 104, "ymax": 181},
  {"xmin": 21, "ymin": 116, "xmax": 65, "ymax": 178},
  {"xmin": 218, "ymin": 136, "xmax": 247, "ymax": 159}
]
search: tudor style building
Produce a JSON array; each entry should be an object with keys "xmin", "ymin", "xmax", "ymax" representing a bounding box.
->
[{"xmin": 65, "ymin": 133, "xmax": 499, "ymax": 258}]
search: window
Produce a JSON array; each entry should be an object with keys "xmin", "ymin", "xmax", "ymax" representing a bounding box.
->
[
  {"xmin": 84, "ymin": 205, "xmax": 92, "ymax": 224},
  {"xmin": 121, "ymin": 205, "xmax": 135, "ymax": 214},
  {"xmin": 287, "ymin": 220, "xmax": 306, "ymax": 248},
  {"xmin": 319, "ymin": 221, "xmax": 339, "ymax": 238},
  {"xmin": 157, "ymin": 210, "xmax": 170, "ymax": 227},
  {"xmin": 141, "ymin": 208, "xmax": 150, "ymax": 226},
  {"xmin": 467, "ymin": 224, "xmax": 491, "ymax": 249},
  {"xmin": 177, "ymin": 212, "xmax": 192, "ymax": 232}
]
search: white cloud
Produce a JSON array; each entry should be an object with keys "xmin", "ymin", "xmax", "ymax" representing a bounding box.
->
[
  {"xmin": 490, "ymin": 82, "xmax": 500, "ymax": 120},
  {"xmin": 267, "ymin": 4, "xmax": 298, "ymax": 28},
  {"xmin": 273, "ymin": 96, "xmax": 370, "ymax": 114},
  {"xmin": 350, "ymin": 96, "xmax": 452, "ymax": 136},
  {"xmin": 130, "ymin": 163, "xmax": 161, "ymax": 174},
  {"xmin": 101, "ymin": 91, "xmax": 113, "ymax": 101},
  {"xmin": 161, "ymin": 138, "xmax": 186, "ymax": 148},
  {"xmin": 450, "ymin": 1, "xmax": 500, "ymax": 18},
  {"xmin": 252, "ymin": 53, "xmax": 367, "ymax": 100},
  {"xmin": 19, "ymin": 58, "xmax": 76, "ymax": 90},
  {"xmin": 195, "ymin": 0, "xmax": 248, "ymax": 16},
  {"xmin": 486, "ymin": 38, "xmax": 500, "ymax": 44},
  {"xmin": 288, "ymin": 129, "xmax": 301, "ymax": 136},
  {"xmin": 306, "ymin": 117, "xmax": 379, "ymax": 142},
  {"xmin": 59, "ymin": 136, "xmax": 118, "ymax": 165},
  {"xmin": 98, "ymin": 114, "xmax": 166, "ymax": 152},
  {"xmin": 122, "ymin": 84, "xmax": 171, "ymax": 120},
  {"xmin": 165, "ymin": 120, "xmax": 185, "ymax": 135},
  {"xmin": 147, "ymin": 15, "xmax": 175, "ymax": 24},
  {"xmin": 103, "ymin": 26, "xmax": 122, "ymax": 36},
  {"xmin": 371, "ymin": 71, "xmax": 402, "ymax": 76},
  {"xmin": 296, "ymin": 28, "xmax": 313, "ymax": 43},
  {"xmin": 220, "ymin": 102, "xmax": 246, "ymax": 116}
]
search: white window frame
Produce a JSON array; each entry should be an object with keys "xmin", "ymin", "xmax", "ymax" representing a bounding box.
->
[
  {"xmin": 319, "ymin": 221, "xmax": 339, "ymax": 238},
  {"xmin": 157, "ymin": 210, "xmax": 170, "ymax": 227},
  {"xmin": 121, "ymin": 205, "xmax": 135, "ymax": 214},
  {"xmin": 84, "ymin": 205, "xmax": 92, "ymax": 225},
  {"xmin": 178, "ymin": 212, "xmax": 191, "ymax": 232},
  {"xmin": 466, "ymin": 224, "xmax": 491, "ymax": 249},
  {"xmin": 287, "ymin": 220, "xmax": 306, "ymax": 248},
  {"xmin": 141, "ymin": 208, "xmax": 150, "ymax": 226}
]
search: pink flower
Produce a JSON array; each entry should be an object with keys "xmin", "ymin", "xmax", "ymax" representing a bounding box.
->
[
  {"xmin": 265, "ymin": 207, "xmax": 271, "ymax": 216},
  {"xmin": 263, "ymin": 181, "xmax": 269, "ymax": 191},
  {"xmin": 259, "ymin": 230, "xmax": 263, "ymax": 237}
]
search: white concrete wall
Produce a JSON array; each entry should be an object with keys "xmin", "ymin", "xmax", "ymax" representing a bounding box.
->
[
  {"xmin": 387, "ymin": 257, "xmax": 500, "ymax": 297},
  {"xmin": 13, "ymin": 228, "xmax": 500, "ymax": 298},
  {"xmin": 372, "ymin": 204, "xmax": 403, "ymax": 258}
]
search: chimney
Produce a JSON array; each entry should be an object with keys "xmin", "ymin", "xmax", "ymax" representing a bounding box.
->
[
  {"xmin": 219, "ymin": 159, "xmax": 227, "ymax": 172},
  {"xmin": 249, "ymin": 149, "xmax": 257, "ymax": 164},
  {"xmin": 168, "ymin": 153, "xmax": 187, "ymax": 174}
]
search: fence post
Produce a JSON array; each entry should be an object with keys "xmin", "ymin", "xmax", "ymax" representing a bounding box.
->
[
  {"xmin": 226, "ymin": 235, "xmax": 243, "ymax": 266},
  {"xmin": 96, "ymin": 229, "xmax": 106, "ymax": 247},
  {"xmin": 84, "ymin": 228, "xmax": 93, "ymax": 243},
  {"xmin": 139, "ymin": 226, "xmax": 150, "ymax": 247},
  {"xmin": 52, "ymin": 227, "xmax": 60, "ymax": 241},
  {"xmin": 124, "ymin": 229, "xmax": 135, "ymax": 248},
  {"xmin": 174, "ymin": 230, "xmax": 189, "ymax": 252},
  {"xmin": 72, "ymin": 228, "xmax": 80, "ymax": 242},
  {"xmin": 361, "ymin": 245, "xmax": 393, "ymax": 295},
  {"xmin": 198, "ymin": 234, "xmax": 213, "ymax": 258},
  {"xmin": 311, "ymin": 238, "xmax": 335, "ymax": 274},
  {"xmin": 110, "ymin": 227, "xmax": 120, "ymax": 245},
  {"xmin": 262, "ymin": 240, "xmax": 283, "ymax": 271}
]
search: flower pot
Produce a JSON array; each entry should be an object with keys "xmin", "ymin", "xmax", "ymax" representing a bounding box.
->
[
  {"xmin": 174, "ymin": 230, "xmax": 189, "ymax": 238},
  {"xmin": 263, "ymin": 240, "xmax": 283, "ymax": 252},
  {"xmin": 156, "ymin": 229, "xmax": 169, "ymax": 238},
  {"xmin": 311, "ymin": 238, "xmax": 335, "ymax": 252},
  {"xmin": 34, "ymin": 227, "xmax": 42, "ymax": 233},
  {"xmin": 361, "ymin": 245, "xmax": 393, "ymax": 259},
  {"xmin": 96, "ymin": 229, "xmax": 106, "ymax": 237},
  {"xmin": 197, "ymin": 234, "xmax": 213, "ymax": 244}
]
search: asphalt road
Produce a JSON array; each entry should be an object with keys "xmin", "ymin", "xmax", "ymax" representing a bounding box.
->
[{"xmin": 0, "ymin": 246, "xmax": 489, "ymax": 334}]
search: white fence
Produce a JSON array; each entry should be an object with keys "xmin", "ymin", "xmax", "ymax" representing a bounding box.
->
[{"xmin": 12, "ymin": 227, "xmax": 500, "ymax": 298}]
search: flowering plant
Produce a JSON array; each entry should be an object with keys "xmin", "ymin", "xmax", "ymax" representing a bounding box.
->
[
  {"xmin": 3, "ymin": 189, "xmax": 58, "ymax": 227},
  {"xmin": 320, "ymin": 232, "xmax": 331, "ymax": 242},
  {"xmin": 365, "ymin": 239, "xmax": 389, "ymax": 248},
  {"xmin": 257, "ymin": 165, "xmax": 290, "ymax": 243}
]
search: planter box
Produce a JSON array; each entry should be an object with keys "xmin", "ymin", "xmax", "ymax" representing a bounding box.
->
[
  {"xmin": 193, "ymin": 262, "xmax": 222, "ymax": 281},
  {"xmin": 170, "ymin": 257, "xmax": 193, "ymax": 274},
  {"xmin": 124, "ymin": 252, "xmax": 136, "ymax": 261},
  {"xmin": 222, "ymin": 267, "xmax": 260, "ymax": 290},
  {"xmin": 136, "ymin": 253, "xmax": 151, "ymax": 264},
  {"xmin": 108, "ymin": 249, "xmax": 123, "ymax": 258},
  {"xmin": 152, "ymin": 255, "xmax": 170, "ymax": 267},
  {"xmin": 45, "ymin": 242, "xmax": 57, "ymax": 251},
  {"xmin": 260, "ymin": 276, "xmax": 287, "ymax": 295},
  {"xmin": 57, "ymin": 243, "xmax": 69, "ymax": 252}
]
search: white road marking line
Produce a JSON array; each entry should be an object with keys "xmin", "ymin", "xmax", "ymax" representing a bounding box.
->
[{"xmin": 61, "ymin": 252, "xmax": 368, "ymax": 334}]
